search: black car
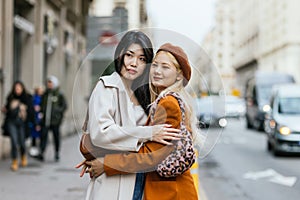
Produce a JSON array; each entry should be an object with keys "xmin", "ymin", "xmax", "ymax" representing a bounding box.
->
[{"xmin": 245, "ymin": 71, "xmax": 295, "ymax": 131}]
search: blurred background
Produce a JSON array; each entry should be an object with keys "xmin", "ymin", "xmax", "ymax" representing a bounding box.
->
[
  {"xmin": 1, "ymin": 0, "xmax": 300, "ymax": 156},
  {"xmin": 1, "ymin": 1, "xmax": 300, "ymax": 199}
]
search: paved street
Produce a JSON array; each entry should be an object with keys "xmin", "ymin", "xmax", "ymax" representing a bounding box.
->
[
  {"xmin": 0, "ymin": 133, "xmax": 205, "ymax": 200},
  {"xmin": 0, "ymin": 134, "xmax": 90, "ymax": 200},
  {"xmin": 199, "ymin": 118, "xmax": 300, "ymax": 200}
]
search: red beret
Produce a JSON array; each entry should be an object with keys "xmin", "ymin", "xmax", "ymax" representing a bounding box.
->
[{"xmin": 157, "ymin": 43, "xmax": 191, "ymax": 86}]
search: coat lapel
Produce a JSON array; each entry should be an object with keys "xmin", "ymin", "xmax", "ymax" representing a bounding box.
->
[{"xmin": 101, "ymin": 72, "xmax": 137, "ymax": 126}]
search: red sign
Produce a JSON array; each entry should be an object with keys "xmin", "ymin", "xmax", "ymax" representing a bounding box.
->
[{"xmin": 98, "ymin": 31, "xmax": 118, "ymax": 45}]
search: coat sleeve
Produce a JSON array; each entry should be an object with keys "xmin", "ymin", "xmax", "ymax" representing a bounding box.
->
[
  {"xmin": 103, "ymin": 96, "xmax": 181, "ymax": 175},
  {"xmin": 59, "ymin": 93, "xmax": 67, "ymax": 113},
  {"xmin": 88, "ymin": 80, "xmax": 153, "ymax": 152},
  {"xmin": 26, "ymin": 94, "xmax": 35, "ymax": 125}
]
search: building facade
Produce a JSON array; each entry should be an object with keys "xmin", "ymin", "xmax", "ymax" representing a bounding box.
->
[
  {"xmin": 0, "ymin": 0, "xmax": 92, "ymax": 159},
  {"xmin": 202, "ymin": 0, "xmax": 237, "ymax": 95},
  {"xmin": 89, "ymin": 0, "xmax": 148, "ymax": 29},
  {"xmin": 257, "ymin": 0, "xmax": 300, "ymax": 81},
  {"xmin": 203, "ymin": 0, "xmax": 300, "ymax": 96}
]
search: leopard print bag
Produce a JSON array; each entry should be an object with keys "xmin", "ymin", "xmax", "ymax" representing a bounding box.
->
[{"xmin": 149, "ymin": 92, "xmax": 196, "ymax": 178}]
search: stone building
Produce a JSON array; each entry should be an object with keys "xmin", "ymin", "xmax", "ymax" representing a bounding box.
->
[
  {"xmin": 202, "ymin": 0, "xmax": 300, "ymax": 96},
  {"xmin": 0, "ymin": 0, "xmax": 93, "ymax": 159}
]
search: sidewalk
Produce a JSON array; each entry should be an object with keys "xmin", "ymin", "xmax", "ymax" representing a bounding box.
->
[
  {"xmin": 0, "ymin": 133, "xmax": 208, "ymax": 200},
  {"xmin": 0, "ymin": 133, "xmax": 90, "ymax": 200}
]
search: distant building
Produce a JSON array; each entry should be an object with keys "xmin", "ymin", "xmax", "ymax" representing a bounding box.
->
[
  {"xmin": 202, "ymin": 0, "xmax": 236, "ymax": 95},
  {"xmin": 203, "ymin": 0, "xmax": 300, "ymax": 96}
]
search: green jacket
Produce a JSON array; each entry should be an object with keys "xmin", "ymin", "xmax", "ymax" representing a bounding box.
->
[{"xmin": 41, "ymin": 88, "xmax": 67, "ymax": 126}]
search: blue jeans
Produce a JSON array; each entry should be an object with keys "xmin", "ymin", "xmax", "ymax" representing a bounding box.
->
[
  {"xmin": 7, "ymin": 120, "xmax": 26, "ymax": 159},
  {"xmin": 132, "ymin": 173, "xmax": 145, "ymax": 200}
]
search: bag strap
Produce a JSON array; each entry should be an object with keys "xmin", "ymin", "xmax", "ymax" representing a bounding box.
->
[
  {"xmin": 150, "ymin": 92, "xmax": 186, "ymax": 122},
  {"xmin": 82, "ymin": 109, "xmax": 89, "ymax": 132}
]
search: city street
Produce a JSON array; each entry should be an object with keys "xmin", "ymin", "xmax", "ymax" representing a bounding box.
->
[
  {"xmin": 0, "ymin": 134, "xmax": 90, "ymax": 200},
  {"xmin": 199, "ymin": 118, "xmax": 300, "ymax": 200},
  {"xmin": 1, "ymin": 118, "xmax": 300, "ymax": 200}
]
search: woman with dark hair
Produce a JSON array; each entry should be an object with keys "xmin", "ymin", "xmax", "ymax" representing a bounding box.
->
[
  {"xmin": 113, "ymin": 30, "xmax": 153, "ymax": 114},
  {"xmin": 78, "ymin": 31, "xmax": 181, "ymax": 199},
  {"xmin": 80, "ymin": 43, "xmax": 201, "ymax": 200},
  {"xmin": 2, "ymin": 81, "xmax": 34, "ymax": 171}
]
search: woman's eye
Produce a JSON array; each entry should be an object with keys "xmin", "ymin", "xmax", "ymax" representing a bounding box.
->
[
  {"xmin": 151, "ymin": 63, "xmax": 158, "ymax": 67},
  {"xmin": 125, "ymin": 53, "xmax": 132, "ymax": 57},
  {"xmin": 162, "ymin": 65, "xmax": 169, "ymax": 69},
  {"xmin": 139, "ymin": 57, "xmax": 146, "ymax": 62}
]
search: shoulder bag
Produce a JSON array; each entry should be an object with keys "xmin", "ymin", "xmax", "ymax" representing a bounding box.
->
[{"xmin": 150, "ymin": 92, "xmax": 196, "ymax": 178}]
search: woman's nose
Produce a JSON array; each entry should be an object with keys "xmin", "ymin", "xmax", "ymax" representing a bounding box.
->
[
  {"xmin": 154, "ymin": 66, "xmax": 161, "ymax": 74},
  {"xmin": 130, "ymin": 57, "xmax": 138, "ymax": 67}
]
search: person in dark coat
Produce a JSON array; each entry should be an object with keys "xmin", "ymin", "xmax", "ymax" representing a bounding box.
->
[
  {"xmin": 2, "ymin": 81, "xmax": 34, "ymax": 171},
  {"xmin": 37, "ymin": 75, "xmax": 67, "ymax": 162}
]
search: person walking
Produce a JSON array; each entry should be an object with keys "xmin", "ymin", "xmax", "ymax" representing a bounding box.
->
[
  {"xmin": 29, "ymin": 86, "xmax": 44, "ymax": 157},
  {"xmin": 76, "ymin": 31, "xmax": 181, "ymax": 200},
  {"xmin": 82, "ymin": 43, "xmax": 200, "ymax": 200},
  {"xmin": 2, "ymin": 81, "xmax": 34, "ymax": 171},
  {"xmin": 37, "ymin": 75, "xmax": 67, "ymax": 162}
]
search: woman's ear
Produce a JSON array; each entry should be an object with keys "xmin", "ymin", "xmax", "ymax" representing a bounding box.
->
[{"xmin": 176, "ymin": 73, "xmax": 183, "ymax": 81}]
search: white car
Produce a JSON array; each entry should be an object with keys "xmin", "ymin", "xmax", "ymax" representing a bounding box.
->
[
  {"xmin": 265, "ymin": 84, "xmax": 300, "ymax": 155},
  {"xmin": 195, "ymin": 96, "xmax": 227, "ymax": 128},
  {"xmin": 225, "ymin": 95, "xmax": 246, "ymax": 118}
]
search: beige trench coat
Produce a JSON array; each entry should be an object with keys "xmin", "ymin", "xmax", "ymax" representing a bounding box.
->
[{"xmin": 85, "ymin": 72, "xmax": 153, "ymax": 200}]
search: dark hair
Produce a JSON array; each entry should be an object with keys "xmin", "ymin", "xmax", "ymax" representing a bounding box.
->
[
  {"xmin": 114, "ymin": 30, "xmax": 153, "ymax": 114},
  {"xmin": 6, "ymin": 81, "xmax": 31, "ymax": 110},
  {"xmin": 7, "ymin": 81, "xmax": 27, "ymax": 100}
]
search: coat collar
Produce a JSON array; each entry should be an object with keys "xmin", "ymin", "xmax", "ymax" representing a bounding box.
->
[
  {"xmin": 100, "ymin": 72, "xmax": 140, "ymax": 126},
  {"xmin": 100, "ymin": 72, "xmax": 126, "ymax": 92}
]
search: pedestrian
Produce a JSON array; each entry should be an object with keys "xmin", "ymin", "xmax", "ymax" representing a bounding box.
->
[
  {"xmin": 75, "ymin": 31, "xmax": 182, "ymax": 200},
  {"xmin": 37, "ymin": 75, "xmax": 67, "ymax": 162},
  {"xmin": 1, "ymin": 81, "xmax": 34, "ymax": 171},
  {"xmin": 29, "ymin": 86, "xmax": 44, "ymax": 157},
  {"xmin": 81, "ymin": 43, "xmax": 200, "ymax": 200}
]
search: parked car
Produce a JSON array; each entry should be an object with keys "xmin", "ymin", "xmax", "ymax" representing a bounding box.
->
[
  {"xmin": 225, "ymin": 95, "xmax": 246, "ymax": 118},
  {"xmin": 245, "ymin": 71, "xmax": 295, "ymax": 131},
  {"xmin": 195, "ymin": 96, "xmax": 227, "ymax": 128},
  {"xmin": 265, "ymin": 84, "xmax": 300, "ymax": 155}
]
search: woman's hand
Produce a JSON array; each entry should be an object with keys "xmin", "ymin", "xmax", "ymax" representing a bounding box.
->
[
  {"xmin": 85, "ymin": 158, "xmax": 105, "ymax": 178},
  {"xmin": 75, "ymin": 158, "xmax": 105, "ymax": 178},
  {"xmin": 75, "ymin": 159, "xmax": 89, "ymax": 177},
  {"xmin": 1, "ymin": 106, "xmax": 7, "ymax": 113},
  {"xmin": 152, "ymin": 124, "xmax": 182, "ymax": 145}
]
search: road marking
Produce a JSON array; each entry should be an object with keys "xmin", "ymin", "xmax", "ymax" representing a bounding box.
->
[
  {"xmin": 243, "ymin": 168, "xmax": 277, "ymax": 180},
  {"xmin": 269, "ymin": 175, "xmax": 297, "ymax": 187},
  {"xmin": 243, "ymin": 168, "xmax": 297, "ymax": 187}
]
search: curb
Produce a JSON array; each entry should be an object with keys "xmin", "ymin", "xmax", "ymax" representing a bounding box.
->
[{"xmin": 191, "ymin": 150, "xmax": 208, "ymax": 200}]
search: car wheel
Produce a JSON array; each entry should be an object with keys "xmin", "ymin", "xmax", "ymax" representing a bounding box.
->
[
  {"xmin": 267, "ymin": 141, "xmax": 272, "ymax": 151},
  {"xmin": 258, "ymin": 122, "xmax": 265, "ymax": 132},
  {"xmin": 246, "ymin": 116, "xmax": 252, "ymax": 129},
  {"xmin": 272, "ymin": 143, "xmax": 281, "ymax": 156}
]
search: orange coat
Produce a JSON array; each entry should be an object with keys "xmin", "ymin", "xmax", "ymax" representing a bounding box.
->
[{"xmin": 103, "ymin": 95, "xmax": 198, "ymax": 200}]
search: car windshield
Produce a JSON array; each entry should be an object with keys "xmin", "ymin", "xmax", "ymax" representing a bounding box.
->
[
  {"xmin": 278, "ymin": 97, "xmax": 300, "ymax": 114},
  {"xmin": 196, "ymin": 98, "xmax": 213, "ymax": 114},
  {"xmin": 196, "ymin": 96, "xmax": 225, "ymax": 115},
  {"xmin": 257, "ymin": 85, "xmax": 272, "ymax": 106}
]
